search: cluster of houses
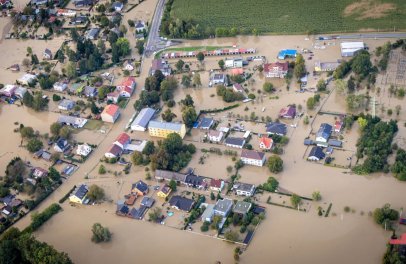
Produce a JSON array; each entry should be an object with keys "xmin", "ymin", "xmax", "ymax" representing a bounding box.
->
[
  {"xmin": 0, "ymin": 195, "xmax": 23, "ymax": 219},
  {"xmin": 0, "ymin": 84, "xmax": 27, "ymax": 100},
  {"xmin": 306, "ymin": 120, "xmax": 344, "ymax": 161},
  {"xmin": 104, "ymin": 132, "xmax": 147, "ymax": 159},
  {"xmin": 160, "ymin": 48, "xmax": 256, "ymax": 60}
]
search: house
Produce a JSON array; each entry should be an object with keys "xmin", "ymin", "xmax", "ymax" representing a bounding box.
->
[
  {"xmin": 104, "ymin": 144, "xmax": 123, "ymax": 159},
  {"xmin": 107, "ymin": 91, "xmax": 121, "ymax": 103},
  {"xmin": 334, "ymin": 120, "xmax": 343, "ymax": 133},
  {"xmin": 14, "ymin": 87, "xmax": 27, "ymax": 99},
  {"xmin": 225, "ymin": 137, "xmax": 245, "ymax": 148},
  {"xmin": 340, "ymin": 42, "xmax": 365, "ymax": 57},
  {"xmin": 328, "ymin": 139, "xmax": 343, "ymax": 148},
  {"xmin": 240, "ymin": 149, "xmax": 266, "ymax": 167},
  {"xmin": 233, "ymin": 83, "xmax": 244, "ymax": 93},
  {"xmin": 73, "ymin": 0, "xmax": 92, "ymax": 7},
  {"xmin": 117, "ymin": 77, "xmax": 136, "ymax": 93},
  {"xmin": 18, "ymin": 74, "xmax": 36, "ymax": 85},
  {"xmin": 304, "ymin": 138, "xmax": 314, "ymax": 146},
  {"xmin": 169, "ymin": 196, "xmax": 194, "ymax": 212},
  {"xmin": 1, "ymin": 195, "xmax": 15, "ymax": 206},
  {"xmin": 316, "ymin": 123, "xmax": 332, "ymax": 143},
  {"xmin": 148, "ymin": 121, "xmax": 186, "ymax": 139},
  {"xmin": 53, "ymin": 82, "xmax": 68, "ymax": 92},
  {"xmin": 69, "ymin": 184, "xmax": 88, "ymax": 204},
  {"xmin": 69, "ymin": 83, "xmax": 84, "ymax": 94},
  {"xmin": 233, "ymin": 182, "xmax": 256, "ymax": 197},
  {"xmin": 112, "ymin": 1, "xmax": 123, "ymax": 11},
  {"xmin": 131, "ymin": 108, "xmax": 155, "ymax": 131},
  {"xmin": 308, "ymin": 146, "xmax": 325, "ymax": 161},
  {"xmin": 0, "ymin": 85, "xmax": 17, "ymax": 97},
  {"xmin": 157, "ymin": 184, "xmax": 171, "ymax": 199},
  {"xmin": 125, "ymin": 194, "xmax": 137, "ymax": 205},
  {"xmin": 69, "ymin": 15, "xmax": 87, "ymax": 25},
  {"xmin": 43, "ymin": 48, "xmax": 52, "ymax": 60},
  {"xmin": 9, "ymin": 64, "xmax": 20, "ymax": 72},
  {"xmin": 114, "ymin": 133, "xmax": 131, "ymax": 149},
  {"xmin": 266, "ymin": 122, "xmax": 287, "ymax": 136},
  {"xmin": 277, "ymin": 49, "xmax": 297, "ymax": 60},
  {"xmin": 184, "ymin": 174, "xmax": 206, "ymax": 189},
  {"xmin": 123, "ymin": 60, "xmax": 134, "ymax": 71},
  {"xmin": 76, "ymin": 144, "xmax": 92, "ymax": 157},
  {"xmin": 9, "ymin": 199, "xmax": 22, "ymax": 208},
  {"xmin": 211, "ymin": 73, "xmax": 227, "ymax": 86},
  {"xmin": 199, "ymin": 117, "xmax": 214, "ymax": 130},
  {"xmin": 135, "ymin": 20, "xmax": 146, "ymax": 33},
  {"xmin": 54, "ymin": 138, "xmax": 70, "ymax": 153},
  {"xmin": 210, "ymin": 179, "xmax": 224, "ymax": 192},
  {"xmin": 150, "ymin": 59, "xmax": 171, "ymax": 76},
  {"xmin": 83, "ymin": 86, "xmax": 97, "ymax": 97},
  {"xmin": 214, "ymin": 198, "xmax": 233, "ymax": 219},
  {"xmin": 127, "ymin": 207, "xmax": 147, "ymax": 219},
  {"xmin": 140, "ymin": 197, "xmax": 155, "ymax": 208},
  {"xmin": 33, "ymin": 167, "xmax": 48, "ymax": 178},
  {"xmin": 85, "ymin": 28, "xmax": 100, "ymax": 40},
  {"xmin": 314, "ymin": 61, "xmax": 341, "ymax": 72},
  {"xmin": 2, "ymin": 206, "xmax": 12, "ymax": 216},
  {"xmin": 207, "ymin": 130, "xmax": 224, "ymax": 142},
  {"xmin": 116, "ymin": 204, "xmax": 130, "ymax": 216},
  {"xmin": 31, "ymin": 0, "xmax": 47, "ymax": 5},
  {"xmin": 233, "ymin": 201, "xmax": 252, "ymax": 215},
  {"xmin": 57, "ymin": 9, "xmax": 76, "ymax": 17},
  {"xmin": 125, "ymin": 140, "xmax": 147, "ymax": 153},
  {"xmin": 155, "ymin": 170, "xmax": 187, "ymax": 183},
  {"xmin": 326, "ymin": 146, "xmax": 334, "ymax": 155},
  {"xmin": 201, "ymin": 204, "xmax": 215, "ymax": 222},
  {"xmin": 131, "ymin": 180, "xmax": 149, "ymax": 196},
  {"xmin": 101, "ymin": 104, "xmax": 120, "ymax": 123},
  {"xmin": 57, "ymin": 115, "xmax": 87, "ymax": 128},
  {"xmin": 225, "ymin": 57, "xmax": 243, "ymax": 68},
  {"xmin": 259, "ymin": 137, "xmax": 273, "ymax": 150},
  {"xmin": 264, "ymin": 62, "xmax": 289, "ymax": 78},
  {"xmin": 58, "ymin": 99, "xmax": 75, "ymax": 111},
  {"xmin": 279, "ymin": 105, "xmax": 296, "ymax": 119}
]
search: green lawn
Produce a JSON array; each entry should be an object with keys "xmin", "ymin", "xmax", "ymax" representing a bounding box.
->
[
  {"xmin": 84, "ymin": 119, "xmax": 103, "ymax": 130},
  {"xmin": 169, "ymin": 0, "xmax": 406, "ymax": 35}
]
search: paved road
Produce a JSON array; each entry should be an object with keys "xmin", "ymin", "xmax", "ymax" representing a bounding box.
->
[
  {"xmin": 145, "ymin": 0, "xmax": 167, "ymax": 57},
  {"xmin": 317, "ymin": 32, "xmax": 406, "ymax": 40}
]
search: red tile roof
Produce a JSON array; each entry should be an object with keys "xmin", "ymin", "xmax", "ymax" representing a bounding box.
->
[
  {"xmin": 241, "ymin": 149, "xmax": 265, "ymax": 160},
  {"xmin": 115, "ymin": 133, "xmax": 130, "ymax": 146},
  {"xmin": 103, "ymin": 104, "xmax": 119, "ymax": 116},
  {"xmin": 210, "ymin": 179, "xmax": 223, "ymax": 188},
  {"xmin": 260, "ymin": 137, "xmax": 273, "ymax": 149},
  {"xmin": 264, "ymin": 62, "xmax": 289, "ymax": 72},
  {"xmin": 120, "ymin": 77, "xmax": 135, "ymax": 88},
  {"xmin": 107, "ymin": 144, "xmax": 123, "ymax": 156},
  {"xmin": 335, "ymin": 120, "xmax": 343, "ymax": 130}
]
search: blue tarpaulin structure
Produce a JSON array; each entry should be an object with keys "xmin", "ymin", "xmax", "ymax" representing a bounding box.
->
[{"xmin": 277, "ymin": 49, "xmax": 297, "ymax": 60}]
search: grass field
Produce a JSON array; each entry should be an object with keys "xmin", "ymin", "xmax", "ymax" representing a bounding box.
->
[{"xmin": 170, "ymin": 0, "xmax": 406, "ymax": 34}]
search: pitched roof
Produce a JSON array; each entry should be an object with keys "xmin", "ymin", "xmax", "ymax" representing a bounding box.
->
[
  {"xmin": 155, "ymin": 170, "xmax": 187, "ymax": 182},
  {"xmin": 73, "ymin": 184, "xmax": 88, "ymax": 199},
  {"xmin": 264, "ymin": 61, "xmax": 289, "ymax": 72},
  {"xmin": 185, "ymin": 174, "xmax": 205, "ymax": 187},
  {"xmin": 107, "ymin": 144, "xmax": 123, "ymax": 156},
  {"xmin": 199, "ymin": 117, "xmax": 214, "ymax": 128},
  {"xmin": 210, "ymin": 179, "xmax": 223, "ymax": 188},
  {"xmin": 279, "ymin": 105, "xmax": 296, "ymax": 118},
  {"xmin": 160, "ymin": 184, "xmax": 171, "ymax": 195},
  {"xmin": 225, "ymin": 137, "xmax": 245, "ymax": 146},
  {"xmin": 131, "ymin": 108, "xmax": 155, "ymax": 128},
  {"xmin": 260, "ymin": 137, "xmax": 273, "ymax": 148},
  {"xmin": 233, "ymin": 83, "xmax": 244, "ymax": 92},
  {"xmin": 148, "ymin": 120, "xmax": 183, "ymax": 132},
  {"xmin": 241, "ymin": 149, "xmax": 265, "ymax": 161},
  {"xmin": 233, "ymin": 182, "xmax": 255, "ymax": 193},
  {"xmin": 140, "ymin": 197, "xmax": 155, "ymax": 208},
  {"xmin": 115, "ymin": 132, "xmax": 130, "ymax": 146},
  {"xmin": 308, "ymin": 146, "xmax": 325, "ymax": 159},
  {"xmin": 208, "ymin": 130, "xmax": 223, "ymax": 138},
  {"xmin": 169, "ymin": 196, "xmax": 194, "ymax": 211},
  {"xmin": 316, "ymin": 123, "xmax": 332, "ymax": 140},
  {"xmin": 132, "ymin": 180, "xmax": 148, "ymax": 193},
  {"xmin": 214, "ymin": 198, "xmax": 233, "ymax": 214},
  {"xmin": 233, "ymin": 201, "xmax": 252, "ymax": 214},
  {"xmin": 265, "ymin": 122, "xmax": 287, "ymax": 135},
  {"xmin": 102, "ymin": 104, "xmax": 119, "ymax": 116}
]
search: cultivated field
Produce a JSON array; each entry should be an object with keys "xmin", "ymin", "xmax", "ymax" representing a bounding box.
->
[{"xmin": 170, "ymin": 0, "xmax": 406, "ymax": 34}]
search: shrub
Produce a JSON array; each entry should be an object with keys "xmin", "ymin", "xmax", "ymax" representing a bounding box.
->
[{"xmin": 91, "ymin": 223, "xmax": 111, "ymax": 243}]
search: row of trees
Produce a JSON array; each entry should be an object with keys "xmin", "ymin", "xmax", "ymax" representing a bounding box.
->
[
  {"xmin": 216, "ymin": 85, "xmax": 245, "ymax": 102},
  {"xmin": 391, "ymin": 148, "xmax": 406, "ymax": 181},
  {"xmin": 23, "ymin": 91, "xmax": 48, "ymax": 111}
]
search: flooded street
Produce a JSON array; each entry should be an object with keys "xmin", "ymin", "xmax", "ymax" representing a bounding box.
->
[{"xmin": 0, "ymin": 3, "xmax": 405, "ymax": 261}]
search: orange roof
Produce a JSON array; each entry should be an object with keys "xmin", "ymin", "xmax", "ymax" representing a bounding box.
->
[
  {"xmin": 231, "ymin": 68, "xmax": 244, "ymax": 75},
  {"xmin": 120, "ymin": 77, "xmax": 136, "ymax": 87},
  {"xmin": 115, "ymin": 132, "xmax": 130, "ymax": 145},
  {"xmin": 260, "ymin": 137, "xmax": 273, "ymax": 148},
  {"xmin": 103, "ymin": 104, "xmax": 119, "ymax": 116},
  {"xmin": 390, "ymin": 233, "xmax": 406, "ymax": 245}
]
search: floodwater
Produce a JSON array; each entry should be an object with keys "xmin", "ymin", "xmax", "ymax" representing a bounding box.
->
[{"xmin": 1, "ymin": 6, "xmax": 405, "ymax": 262}]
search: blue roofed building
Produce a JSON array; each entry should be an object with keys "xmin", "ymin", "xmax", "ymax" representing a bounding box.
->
[
  {"xmin": 69, "ymin": 184, "xmax": 89, "ymax": 204},
  {"xmin": 266, "ymin": 122, "xmax": 287, "ymax": 136},
  {"xmin": 199, "ymin": 117, "xmax": 214, "ymax": 130},
  {"xmin": 277, "ymin": 49, "xmax": 297, "ymax": 60},
  {"xmin": 308, "ymin": 146, "xmax": 325, "ymax": 161},
  {"xmin": 316, "ymin": 123, "xmax": 333, "ymax": 144},
  {"xmin": 130, "ymin": 107, "xmax": 155, "ymax": 131}
]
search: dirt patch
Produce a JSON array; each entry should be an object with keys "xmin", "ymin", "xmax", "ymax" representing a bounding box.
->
[{"xmin": 344, "ymin": 0, "xmax": 396, "ymax": 20}]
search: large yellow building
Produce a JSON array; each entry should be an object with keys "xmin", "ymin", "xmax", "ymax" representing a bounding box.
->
[{"xmin": 148, "ymin": 121, "xmax": 186, "ymax": 139}]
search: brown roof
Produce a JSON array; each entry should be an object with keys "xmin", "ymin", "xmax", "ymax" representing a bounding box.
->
[
  {"xmin": 241, "ymin": 149, "xmax": 265, "ymax": 160},
  {"xmin": 125, "ymin": 194, "xmax": 137, "ymax": 205},
  {"xmin": 107, "ymin": 144, "xmax": 123, "ymax": 156},
  {"xmin": 264, "ymin": 61, "xmax": 289, "ymax": 72},
  {"xmin": 210, "ymin": 179, "xmax": 223, "ymax": 188},
  {"xmin": 160, "ymin": 184, "xmax": 171, "ymax": 195}
]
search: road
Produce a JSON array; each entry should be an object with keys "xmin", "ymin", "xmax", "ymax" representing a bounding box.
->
[
  {"xmin": 317, "ymin": 32, "xmax": 406, "ymax": 40},
  {"xmin": 145, "ymin": 0, "xmax": 167, "ymax": 57}
]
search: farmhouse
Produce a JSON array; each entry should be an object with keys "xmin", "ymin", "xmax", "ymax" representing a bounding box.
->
[
  {"xmin": 277, "ymin": 49, "xmax": 297, "ymax": 60},
  {"xmin": 58, "ymin": 99, "xmax": 75, "ymax": 111},
  {"xmin": 240, "ymin": 149, "xmax": 266, "ymax": 167},
  {"xmin": 57, "ymin": 115, "xmax": 87, "ymax": 128},
  {"xmin": 131, "ymin": 180, "xmax": 149, "ymax": 196},
  {"xmin": 211, "ymin": 73, "xmax": 227, "ymax": 86},
  {"xmin": 225, "ymin": 137, "xmax": 245, "ymax": 148},
  {"xmin": 101, "ymin": 104, "xmax": 120, "ymax": 123},
  {"xmin": 340, "ymin": 42, "xmax": 366, "ymax": 57},
  {"xmin": 114, "ymin": 132, "xmax": 131, "ymax": 149},
  {"xmin": 207, "ymin": 130, "xmax": 224, "ymax": 142},
  {"xmin": 210, "ymin": 179, "xmax": 224, "ymax": 192},
  {"xmin": 150, "ymin": 59, "xmax": 171, "ymax": 76},
  {"xmin": 105, "ymin": 144, "xmax": 123, "ymax": 159},
  {"xmin": 199, "ymin": 117, "xmax": 214, "ymax": 130},
  {"xmin": 314, "ymin": 61, "xmax": 341, "ymax": 72},
  {"xmin": 264, "ymin": 62, "xmax": 289, "ymax": 78},
  {"xmin": 148, "ymin": 121, "xmax": 186, "ymax": 139},
  {"xmin": 117, "ymin": 77, "xmax": 136, "ymax": 94},
  {"xmin": 308, "ymin": 146, "xmax": 325, "ymax": 161},
  {"xmin": 131, "ymin": 107, "xmax": 155, "ymax": 131}
]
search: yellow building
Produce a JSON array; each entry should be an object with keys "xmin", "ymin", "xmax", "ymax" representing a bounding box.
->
[
  {"xmin": 157, "ymin": 184, "xmax": 172, "ymax": 199},
  {"xmin": 69, "ymin": 184, "xmax": 88, "ymax": 204},
  {"xmin": 148, "ymin": 121, "xmax": 186, "ymax": 139}
]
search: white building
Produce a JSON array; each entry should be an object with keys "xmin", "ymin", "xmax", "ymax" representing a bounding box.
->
[
  {"xmin": 340, "ymin": 42, "xmax": 365, "ymax": 57},
  {"xmin": 207, "ymin": 130, "xmax": 224, "ymax": 142},
  {"xmin": 240, "ymin": 149, "xmax": 266, "ymax": 167},
  {"xmin": 225, "ymin": 58, "xmax": 243, "ymax": 68},
  {"xmin": 18, "ymin": 74, "xmax": 36, "ymax": 85},
  {"xmin": 130, "ymin": 108, "xmax": 155, "ymax": 131},
  {"xmin": 76, "ymin": 144, "xmax": 92, "ymax": 157},
  {"xmin": 53, "ymin": 82, "xmax": 68, "ymax": 92}
]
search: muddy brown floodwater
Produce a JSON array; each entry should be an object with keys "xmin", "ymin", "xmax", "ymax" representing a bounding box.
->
[{"xmin": 1, "ymin": 5, "xmax": 405, "ymax": 262}]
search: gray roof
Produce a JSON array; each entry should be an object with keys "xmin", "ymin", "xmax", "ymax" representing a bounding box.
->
[
  {"xmin": 213, "ymin": 198, "xmax": 233, "ymax": 214},
  {"xmin": 58, "ymin": 99, "xmax": 75, "ymax": 108},
  {"xmin": 317, "ymin": 123, "xmax": 332, "ymax": 140},
  {"xmin": 201, "ymin": 204, "xmax": 214, "ymax": 221},
  {"xmin": 86, "ymin": 28, "xmax": 100, "ymax": 39},
  {"xmin": 309, "ymin": 146, "xmax": 325, "ymax": 160},
  {"xmin": 241, "ymin": 149, "xmax": 265, "ymax": 161},
  {"xmin": 155, "ymin": 170, "xmax": 187, "ymax": 182},
  {"xmin": 169, "ymin": 196, "xmax": 194, "ymax": 212},
  {"xmin": 328, "ymin": 139, "xmax": 343, "ymax": 147},
  {"xmin": 199, "ymin": 117, "xmax": 214, "ymax": 129},
  {"xmin": 132, "ymin": 108, "xmax": 155, "ymax": 128},
  {"xmin": 225, "ymin": 137, "xmax": 245, "ymax": 146},
  {"xmin": 73, "ymin": 184, "xmax": 88, "ymax": 199},
  {"xmin": 233, "ymin": 201, "xmax": 252, "ymax": 214},
  {"xmin": 140, "ymin": 197, "xmax": 155, "ymax": 208},
  {"xmin": 149, "ymin": 120, "xmax": 183, "ymax": 132},
  {"xmin": 266, "ymin": 122, "xmax": 287, "ymax": 135},
  {"xmin": 233, "ymin": 182, "xmax": 255, "ymax": 193}
]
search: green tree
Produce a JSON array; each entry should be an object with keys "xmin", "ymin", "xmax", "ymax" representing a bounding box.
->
[
  {"xmin": 180, "ymin": 94, "xmax": 194, "ymax": 107},
  {"xmin": 50, "ymin": 122, "xmax": 62, "ymax": 136},
  {"xmin": 351, "ymin": 51, "xmax": 372, "ymax": 77},
  {"xmin": 20, "ymin": 127, "xmax": 34, "ymax": 139},
  {"xmin": 148, "ymin": 207, "xmax": 162, "ymax": 222},
  {"xmin": 307, "ymin": 97, "xmax": 315, "ymax": 110},
  {"xmin": 263, "ymin": 82, "xmax": 274, "ymax": 93},
  {"xmin": 260, "ymin": 176, "xmax": 279, "ymax": 192},
  {"xmin": 294, "ymin": 54, "xmax": 306, "ymax": 79},
  {"xmin": 87, "ymin": 185, "xmax": 105, "ymax": 201},
  {"xmin": 290, "ymin": 194, "xmax": 302, "ymax": 208},
  {"xmin": 218, "ymin": 59, "xmax": 225, "ymax": 70},
  {"xmin": 267, "ymin": 155, "xmax": 283, "ymax": 173},
  {"xmin": 26, "ymin": 138, "xmax": 43, "ymax": 153},
  {"xmin": 357, "ymin": 117, "xmax": 368, "ymax": 131},
  {"xmin": 59, "ymin": 126, "xmax": 72, "ymax": 139},
  {"xmin": 116, "ymin": 38, "xmax": 131, "ymax": 56},
  {"xmin": 224, "ymin": 230, "xmax": 239, "ymax": 242},
  {"xmin": 131, "ymin": 152, "xmax": 144, "ymax": 165},
  {"xmin": 169, "ymin": 179, "xmax": 177, "ymax": 192},
  {"xmin": 26, "ymin": 46, "xmax": 32, "ymax": 54},
  {"xmin": 142, "ymin": 141, "xmax": 155, "ymax": 156},
  {"xmin": 176, "ymin": 59, "xmax": 185, "ymax": 71},
  {"xmin": 196, "ymin": 52, "xmax": 204, "ymax": 63},
  {"xmin": 23, "ymin": 92, "xmax": 34, "ymax": 107},
  {"xmin": 135, "ymin": 39, "xmax": 144, "ymax": 55},
  {"xmin": 65, "ymin": 62, "xmax": 77, "ymax": 79},
  {"xmin": 98, "ymin": 165, "xmax": 106, "ymax": 174},
  {"xmin": 193, "ymin": 73, "xmax": 202, "ymax": 87},
  {"xmin": 210, "ymin": 192, "xmax": 215, "ymax": 200},
  {"xmin": 162, "ymin": 109, "xmax": 176, "ymax": 122},
  {"xmin": 316, "ymin": 79, "xmax": 326, "ymax": 92},
  {"xmin": 48, "ymin": 167, "xmax": 61, "ymax": 182},
  {"xmin": 373, "ymin": 204, "xmax": 399, "ymax": 229},
  {"xmin": 182, "ymin": 106, "xmax": 197, "ymax": 128},
  {"xmin": 181, "ymin": 74, "xmax": 192, "ymax": 88},
  {"xmin": 91, "ymin": 223, "xmax": 111, "ymax": 243},
  {"xmin": 312, "ymin": 191, "xmax": 321, "ymax": 201}
]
